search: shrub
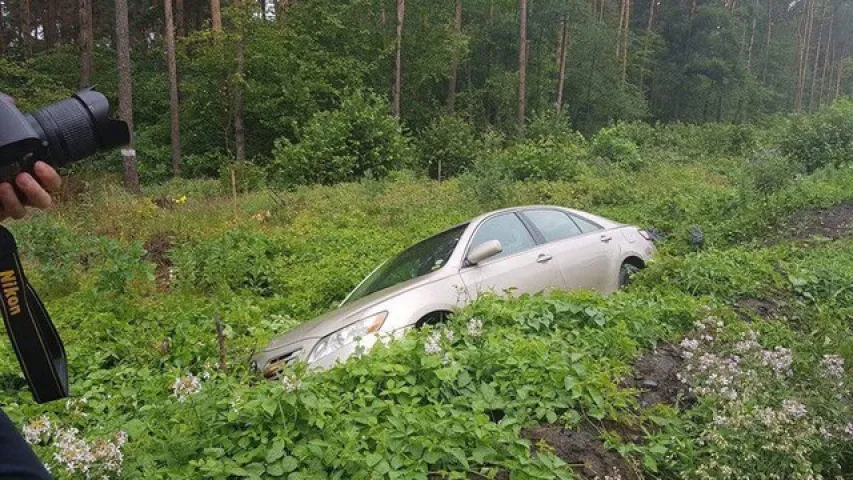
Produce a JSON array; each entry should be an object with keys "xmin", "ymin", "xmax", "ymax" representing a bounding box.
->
[
  {"xmin": 741, "ymin": 149, "xmax": 803, "ymax": 196},
  {"xmin": 590, "ymin": 127, "xmax": 642, "ymax": 169},
  {"xmin": 781, "ymin": 99, "xmax": 853, "ymax": 173},
  {"xmin": 171, "ymin": 229, "xmax": 290, "ymax": 296},
  {"xmin": 220, "ymin": 161, "xmax": 267, "ymax": 193},
  {"xmin": 269, "ymin": 93, "xmax": 412, "ymax": 186},
  {"xmin": 465, "ymin": 134, "xmax": 587, "ymax": 207},
  {"xmin": 415, "ymin": 115, "xmax": 481, "ymax": 180}
]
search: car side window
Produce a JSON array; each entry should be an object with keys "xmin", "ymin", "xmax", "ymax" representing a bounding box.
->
[
  {"xmin": 570, "ymin": 214, "xmax": 603, "ymax": 233},
  {"xmin": 524, "ymin": 209, "xmax": 582, "ymax": 242},
  {"xmin": 469, "ymin": 213, "xmax": 536, "ymax": 260}
]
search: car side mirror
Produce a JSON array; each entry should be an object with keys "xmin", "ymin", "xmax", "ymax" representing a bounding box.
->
[{"xmin": 467, "ymin": 240, "xmax": 502, "ymax": 265}]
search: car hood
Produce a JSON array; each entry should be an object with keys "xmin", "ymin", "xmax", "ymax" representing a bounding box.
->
[{"xmin": 261, "ymin": 268, "xmax": 453, "ymax": 353}]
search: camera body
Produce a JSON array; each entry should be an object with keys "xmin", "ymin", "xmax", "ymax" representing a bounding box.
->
[{"xmin": 0, "ymin": 89, "xmax": 129, "ymax": 181}]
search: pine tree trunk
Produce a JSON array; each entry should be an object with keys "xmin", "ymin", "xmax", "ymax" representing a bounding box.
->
[
  {"xmin": 795, "ymin": 0, "xmax": 814, "ymax": 111},
  {"xmin": 115, "ymin": 0, "xmax": 140, "ymax": 194},
  {"xmin": 79, "ymin": 0, "xmax": 94, "ymax": 87},
  {"xmin": 165, "ymin": 0, "xmax": 182, "ymax": 175},
  {"xmin": 234, "ymin": 0, "xmax": 246, "ymax": 162},
  {"xmin": 808, "ymin": 0, "xmax": 827, "ymax": 111},
  {"xmin": 45, "ymin": 0, "xmax": 58, "ymax": 47},
  {"xmin": 21, "ymin": 0, "xmax": 32, "ymax": 57},
  {"xmin": 836, "ymin": 55, "xmax": 845, "ymax": 100},
  {"xmin": 175, "ymin": 0, "xmax": 185, "ymax": 37},
  {"xmin": 647, "ymin": 0, "xmax": 655, "ymax": 31},
  {"xmin": 616, "ymin": 0, "xmax": 625, "ymax": 57},
  {"xmin": 746, "ymin": 15, "xmax": 757, "ymax": 74},
  {"xmin": 211, "ymin": 0, "xmax": 222, "ymax": 32},
  {"xmin": 762, "ymin": 0, "xmax": 773, "ymax": 83},
  {"xmin": 0, "ymin": 3, "xmax": 6, "ymax": 55},
  {"xmin": 518, "ymin": 0, "xmax": 527, "ymax": 128},
  {"xmin": 818, "ymin": 16, "xmax": 833, "ymax": 106},
  {"xmin": 621, "ymin": 0, "xmax": 631, "ymax": 84},
  {"xmin": 556, "ymin": 18, "xmax": 569, "ymax": 113},
  {"xmin": 447, "ymin": 0, "xmax": 462, "ymax": 113},
  {"xmin": 392, "ymin": 0, "xmax": 405, "ymax": 118}
]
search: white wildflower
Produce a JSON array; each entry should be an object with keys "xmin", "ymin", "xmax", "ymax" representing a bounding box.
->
[
  {"xmin": 782, "ymin": 399, "xmax": 807, "ymax": 419},
  {"xmin": 281, "ymin": 374, "xmax": 301, "ymax": 393},
  {"xmin": 424, "ymin": 332, "xmax": 442, "ymax": 355},
  {"xmin": 761, "ymin": 347, "xmax": 793, "ymax": 376},
  {"xmin": 467, "ymin": 318, "xmax": 483, "ymax": 338},
  {"xmin": 821, "ymin": 354, "xmax": 845, "ymax": 379},
  {"xmin": 443, "ymin": 329, "xmax": 455, "ymax": 343},
  {"xmin": 171, "ymin": 374, "xmax": 202, "ymax": 402},
  {"xmin": 22, "ymin": 416, "xmax": 52, "ymax": 445},
  {"xmin": 53, "ymin": 428, "xmax": 94, "ymax": 474}
]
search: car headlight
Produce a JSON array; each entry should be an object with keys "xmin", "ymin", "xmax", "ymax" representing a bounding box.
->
[{"xmin": 307, "ymin": 311, "xmax": 388, "ymax": 364}]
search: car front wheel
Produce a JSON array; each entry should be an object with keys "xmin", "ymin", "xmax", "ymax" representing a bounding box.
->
[{"xmin": 619, "ymin": 262, "xmax": 640, "ymax": 288}]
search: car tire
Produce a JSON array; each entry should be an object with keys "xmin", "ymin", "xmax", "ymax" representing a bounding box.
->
[{"xmin": 619, "ymin": 262, "xmax": 640, "ymax": 288}]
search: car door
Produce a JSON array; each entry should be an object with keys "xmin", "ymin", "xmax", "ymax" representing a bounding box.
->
[
  {"xmin": 521, "ymin": 209, "xmax": 617, "ymax": 292},
  {"xmin": 458, "ymin": 212, "xmax": 563, "ymax": 300}
]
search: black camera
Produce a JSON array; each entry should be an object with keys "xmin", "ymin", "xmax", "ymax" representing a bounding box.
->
[
  {"xmin": 0, "ymin": 89, "xmax": 129, "ymax": 403},
  {"xmin": 0, "ymin": 89, "xmax": 130, "ymax": 181}
]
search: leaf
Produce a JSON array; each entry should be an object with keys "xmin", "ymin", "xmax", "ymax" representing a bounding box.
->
[
  {"xmin": 266, "ymin": 440, "xmax": 285, "ymax": 463},
  {"xmin": 266, "ymin": 464, "xmax": 285, "ymax": 477},
  {"xmin": 279, "ymin": 456, "xmax": 299, "ymax": 473},
  {"xmin": 262, "ymin": 398, "xmax": 278, "ymax": 417}
]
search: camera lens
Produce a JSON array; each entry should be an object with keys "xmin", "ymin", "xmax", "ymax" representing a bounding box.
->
[{"xmin": 25, "ymin": 91, "xmax": 130, "ymax": 167}]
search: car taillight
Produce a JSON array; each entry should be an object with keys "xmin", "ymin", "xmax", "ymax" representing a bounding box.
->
[{"xmin": 638, "ymin": 229, "xmax": 653, "ymax": 241}]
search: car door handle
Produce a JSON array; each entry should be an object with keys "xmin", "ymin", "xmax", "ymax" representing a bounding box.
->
[
  {"xmin": 600, "ymin": 234, "xmax": 613, "ymax": 243},
  {"xmin": 536, "ymin": 253, "xmax": 553, "ymax": 263}
]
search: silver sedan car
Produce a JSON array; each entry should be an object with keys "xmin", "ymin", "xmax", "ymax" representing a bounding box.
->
[{"xmin": 253, "ymin": 206, "xmax": 655, "ymax": 377}]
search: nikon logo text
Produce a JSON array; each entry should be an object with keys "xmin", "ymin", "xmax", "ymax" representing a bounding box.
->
[{"xmin": 0, "ymin": 270, "xmax": 21, "ymax": 315}]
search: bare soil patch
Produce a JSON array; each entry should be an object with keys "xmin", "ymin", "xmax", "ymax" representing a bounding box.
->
[
  {"xmin": 734, "ymin": 297, "xmax": 780, "ymax": 320},
  {"xmin": 521, "ymin": 425, "xmax": 639, "ymax": 480},
  {"xmin": 783, "ymin": 202, "xmax": 853, "ymax": 241},
  {"xmin": 621, "ymin": 344, "xmax": 689, "ymax": 408},
  {"xmin": 143, "ymin": 232, "xmax": 174, "ymax": 290}
]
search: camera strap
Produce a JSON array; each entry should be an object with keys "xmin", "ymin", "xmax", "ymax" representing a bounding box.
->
[{"xmin": 0, "ymin": 225, "xmax": 68, "ymax": 403}]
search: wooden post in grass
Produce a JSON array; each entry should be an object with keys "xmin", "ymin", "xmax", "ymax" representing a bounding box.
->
[
  {"xmin": 215, "ymin": 313, "xmax": 227, "ymax": 372},
  {"xmin": 231, "ymin": 166, "xmax": 238, "ymax": 222}
]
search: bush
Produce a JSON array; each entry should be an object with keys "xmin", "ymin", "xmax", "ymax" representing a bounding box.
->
[
  {"xmin": 465, "ymin": 134, "xmax": 587, "ymax": 207},
  {"xmin": 269, "ymin": 93, "xmax": 412, "ymax": 186},
  {"xmin": 220, "ymin": 161, "xmax": 267, "ymax": 193},
  {"xmin": 742, "ymin": 150, "xmax": 803, "ymax": 196},
  {"xmin": 781, "ymin": 99, "xmax": 853, "ymax": 173},
  {"xmin": 415, "ymin": 115, "xmax": 481, "ymax": 180},
  {"xmin": 590, "ymin": 127, "xmax": 642, "ymax": 169},
  {"xmin": 171, "ymin": 229, "xmax": 290, "ymax": 296}
]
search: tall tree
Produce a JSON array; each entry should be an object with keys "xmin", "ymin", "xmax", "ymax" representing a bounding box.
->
[
  {"xmin": 233, "ymin": 0, "xmax": 246, "ymax": 162},
  {"xmin": 45, "ymin": 0, "xmax": 58, "ymax": 47},
  {"xmin": 762, "ymin": 0, "xmax": 773, "ymax": 82},
  {"xmin": 518, "ymin": 0, "xmax": 527, "ymax": 128},
  {"xmin": 79, "ymin": 0, "xmax": 94, "ymax": 87},
  {"xmin": 21, "ymin": 0, "xmax": 31, "ymax": 56},
  {"xmin": 808, "ymin": 0, "xmax": 828, "ymax": 110},
  {"xmin": 447, "ymin": 0, "xmax": 462, "ymax": 113},
  {"xmin": 211, "ymin": 0, "xmax": 222, "ymax": 31},
  {"xmin": 115, "ymin": 0, "xmax": 140, "ymax": 194},
  {"xmin": 392, "ymin": 0, "xmax": 405, "ymax": 118},
  {"xmin": 556, "ymin": 17, "xmax": 569, "ymax": 112},
  {"xmin": 165, "ymin": 0, "xmax": 182, "ymax": 175},
  {"xmin": 620, "ymin": 0, "xmax": 631, "ymax": 83},
  {"xmin": 175, "ymin": 0, "xmax": 185, "ymax": 37}
]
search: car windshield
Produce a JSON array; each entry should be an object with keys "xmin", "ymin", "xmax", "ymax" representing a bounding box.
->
[{"xmin": 344, "ymin": 224, "xmax": 467, "ymax": 304}]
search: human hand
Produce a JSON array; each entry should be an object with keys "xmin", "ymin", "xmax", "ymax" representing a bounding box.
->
[{"xmin": 0, "ymin": 162, "xmax": 62, "ymax": 221}]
